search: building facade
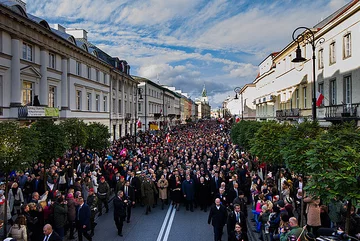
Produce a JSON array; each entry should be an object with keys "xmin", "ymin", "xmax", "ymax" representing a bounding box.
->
[
  {"xmin": 0, "ymin": 1, "xmax": 137, "ymax": 140},
  {"xmin": 244, "ymin": 0, "xmax": 360, "ymax": 126}
]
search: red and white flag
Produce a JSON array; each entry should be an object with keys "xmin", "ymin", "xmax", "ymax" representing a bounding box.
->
[
  {"xmin": 316, "ymin": 91, "xmax": 324, "ymax": 107},
  {"xmin": 235, "ymin": 116, "xmax": 240, "ymax": 123},
  {"xmin": 137, "ymin": 118, "xmax": 142, "ymax": 128},
  {"xmin": 165, "ymin": 133, "xmax": 171, "ymax": 143}
]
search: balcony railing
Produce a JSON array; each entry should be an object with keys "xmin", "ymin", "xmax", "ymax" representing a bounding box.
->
[
  {"xmin": 325, "ymin": 103, "xmax": 359, "ymax": 119},
  {"xmin": 276, "ymin": 108, "xmax": 300, "ymax": 119}
]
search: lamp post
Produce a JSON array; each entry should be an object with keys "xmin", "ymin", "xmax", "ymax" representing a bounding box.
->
[
  {"xmin": 291, "ymin": 27, "xmax": 324, "ymax": 121},
  {"xmin": 234, "ymin": 87, "xmax": 244, "ymax": 120},
  {"xmin": 134, "ymin": 88, "xmax": 143, "ymax": 145}
]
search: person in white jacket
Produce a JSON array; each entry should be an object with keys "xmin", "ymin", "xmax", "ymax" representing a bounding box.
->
[
  {"xmin": 8, "ymin": 182, "xmax": 24, "ymax": 215},
  {"xmin": 91, "ymin": 171, "xmax": 98, "ymax": 193}
]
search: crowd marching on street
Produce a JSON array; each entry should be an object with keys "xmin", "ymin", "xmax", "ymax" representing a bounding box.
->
[{"xmin": 0, "ymin": 119, "xmax": 359, "ymax": 241}]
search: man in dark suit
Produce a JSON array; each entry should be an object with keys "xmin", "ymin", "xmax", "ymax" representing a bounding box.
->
[
  {"xmin": 208, "ymin": 198, "xmax": 228, "ymax": 241},
  {"xmin": 113, "ymin": 190, "xmax": 127, "ymax": 236},
  {"xmin": 227, "ymin": 204, "xmax": 247, "ymax": 241},
  {"xmin": 121, "ymin": 180, "xmax": 135, "ymax": 223},
  {"xmin": 76, "ymin": 197, "xmax": 92, "ymax": 241},
  {"xmin": 210, "ymin": 172, "xmax": 222, "ymax": 199},
  {"xmin": 42, "ymin": 224, "xmax": 62, "ymax": 241}
]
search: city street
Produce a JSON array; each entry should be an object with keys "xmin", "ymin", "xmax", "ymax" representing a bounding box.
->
[{"xmin": 92, "ymin": 202, "xmax": 221, "ymax": 241}]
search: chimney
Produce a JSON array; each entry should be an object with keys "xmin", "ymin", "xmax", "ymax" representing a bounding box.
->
[{"xmin": 65, "ymin": 28, "xmax": 88, "ymax": 40}]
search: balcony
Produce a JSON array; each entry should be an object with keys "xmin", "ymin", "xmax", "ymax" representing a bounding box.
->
[
  {"xmin": 154, "ymin": 113, "xmax": 162, "ymax": 119},
  {"xmin": 168, "ymin": 114, "xmax": 176, "ymax": 120},
  {"xmin": 125, "ymin": 113, "xmax": 131, "ymax": 122},
  {"xmin": 176, "ymin": 114, "xmax": 181, "ymax": 119},
  {"xmin": 18, "ymin": 106, "xmax": 59, "ymax": 119},
  {"xmin": 276, "ymin": 108, "xmax": 300, "ymax": 120},
  {"xmin": 324, "ymin": 103, "xmax": 359, "ymax": 123}
]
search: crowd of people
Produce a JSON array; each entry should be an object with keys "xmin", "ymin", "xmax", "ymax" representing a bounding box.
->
[{"xmin": 0, "ymin": 119, "xmax": 359, "ymax": 241}]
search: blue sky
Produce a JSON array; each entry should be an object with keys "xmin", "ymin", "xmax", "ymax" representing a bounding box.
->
[{"xmin": 25, "ymin": 0, "xmax": 350, "ymax": 108}]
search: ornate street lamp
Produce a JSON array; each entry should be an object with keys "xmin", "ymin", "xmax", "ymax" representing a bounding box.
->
[
  {"xmin": 234, "ymin": 87, "xmax": 244, "ymax": 120},
  {"xmin": 291, "ymin": 27, "xmax": 324, "ymax": 121}
]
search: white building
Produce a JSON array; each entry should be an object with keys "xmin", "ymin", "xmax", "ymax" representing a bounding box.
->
[
  {"xmin": 0, "ymin": 1, "xmax": 137, "ymax": 139},
  {"xmin": 133, "ymin": 77, "xmax": 181, "ymax": 131},
  {"xmin": 247, "ymin": 0, "xmax": 360, "ymax": 126}
]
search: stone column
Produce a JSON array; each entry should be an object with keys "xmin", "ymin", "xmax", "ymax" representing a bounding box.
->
[
  {"xmin": 40, "ymin": 48, "xmax": 48, "ymax": 106},
  {"xmin": 61, "ymin": 58, "xmax": 68, "ymax": 109},
  {"xmin": 10, "ymin": 38, "xmax": 21, "ymax": 106}
]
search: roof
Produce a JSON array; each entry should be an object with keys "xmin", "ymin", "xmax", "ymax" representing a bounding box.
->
[
  {"xmin": 0, "ymin": 0, "xmax": 27, "ymax": 17},
  {"xmin": 314, "ymin": 0, "xmax": 357, "ymax": 29},
  {"xmin": 27, "ymin": 13, "xmax": 51, "ymax": 30}
]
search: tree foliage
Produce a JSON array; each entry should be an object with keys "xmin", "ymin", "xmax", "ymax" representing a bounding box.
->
[
  {"xmin": 281, "ymin": 120, "xmax": 324, "ymax": 174},
  {"xmin": 60, "ymin": 118, "xmax": 88, "ymax": 149},
  {"xmin": 0, "ymin": 122, "xmax": 40, "ymax": 237},
  {"xmin": 85, "ymin": 122, "xmax": 110, "ymax": 151},
  {"xmin": 0, "ymin": 122, "xmax": 39, "ymax": 172},
  {"xmin": 32, "ymin": 119, "xmax": 69, "ymax": 165},
  {"xmin": 304, "ymin": 123, "xmax": 360, "ymax": 203},
  {"xmin": 231, "ymin": 121, "xmax": 262, "ymax": 150},
  {"xmin": 250, "ymin": 121, "xmax": 290, "ymax": 166}
]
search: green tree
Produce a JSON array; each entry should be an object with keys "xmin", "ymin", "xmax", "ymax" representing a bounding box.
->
[
  {"xmin": 32, "ymin": 119, "xmax": 68, "ymax": 190},
  {"xmin": 304, "ymin": 123, "xmax": 360, "ymax": 233},
  {"xmin": 281, "ymin": 120, "xmax": 323, "ymax": 174},
  {"xmin": 250, "ymin": 121, "xmax": 290, "ymax": 166},
  {"xmin": 0, "ymin": 122, "xmax": 39, "ymax": 237},
  {"xmin": 60, "ymin": 118, "xmax": 88, "ymax": 150},
  {"xmin": 60, "ymin": 118, "xmax": 88, "ymax": 171},
  {"xmin": 85, "ymin": 122, "xmax": 110, "ymax": 151}
]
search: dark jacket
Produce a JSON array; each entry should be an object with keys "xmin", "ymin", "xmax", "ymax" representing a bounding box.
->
[
  {"xmin": 66, "ymin": 197, "xmax": 77, "ymax": 222},
  {"xmin": 228, "ymin": 231, "xmax": 249, "ymax": 241},
  {"xmin": 208, "ymin": 204, "xmax": 227, "ymax": 228},
  {"xmin": 121, "ymin": 185, "xmax": 135, "ymax": 201},
  {"xmin": 42, "ymin": 231, "xmax": 62, "ymax": 241},
  {"xmin": 227, "ymin": 210, "xmax": 247, "ymax": 234},
  {"xmin": 113, "ymin": 196, "xmax": 127, "ymax": 219},
  {"xmin": 76, "ymin": 203, "xmax": 91, "ymax": 230},
  {"xmin": 182, "ymin": 179, "xmax": 195, "ymax": 200},
  {"xmin": 53, "ymin": 202, "xmax": 68, "ymax": 228}
]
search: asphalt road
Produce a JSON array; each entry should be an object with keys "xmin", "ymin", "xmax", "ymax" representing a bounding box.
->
[{"xmin": 91, "ymin": 202, "xmax": 220, "ymax": 241}]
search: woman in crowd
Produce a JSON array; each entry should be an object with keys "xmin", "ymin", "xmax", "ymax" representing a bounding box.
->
[
  {"xmin": 7, "ymin": 215, "xmax": 27, "ymax": 241},
  {"xmin": 157, "ymin": 175, "xmax": 168, "ymax": 210},
  {"xmin": 8, "ymin": 182, "xmax": 24, "ymax": 215}
]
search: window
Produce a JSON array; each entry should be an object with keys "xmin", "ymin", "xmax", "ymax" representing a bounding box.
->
[
  {"xmin": 138, "ymin": 102, "xmax": 141, "ymax": 112},
  {"xmin": 49, "ymin": 53, "xmax": 56, "ymax": 69},
  {"xmin": 103, "ymin": 95, "xmax": 107, "ymax": 112},
  {"xmin": 22, "ymin": 43, "xmax": 33, "ymax": 61},
  {"xmin": 295, "ymin": 89, "xmax": 299, "ymax": 108},
  {"xmin": 343, "ymin": 33, "xmax": 351, "ymax": 58},
  {"xmin": 344, "ymin": 75, "xmax": 352, "ymax": 104},
  {"xmin": 118, "ymin": 100, "xmax": 121, "ymax": 113},
  {"xmin": 48, "ymin": 86, "xmax": 56, "ymax": 107},
  {"xmin": 112, "ymin": 98, "xmax": 116, "ymax": 112},
  {"xmin": 318, "ymin": 83, "xmax": 324, "ymax": 106},
  {"xmin": 22, "ymin": 81, "xmax": 33, "ymax": 106},
  {"xmin": 87, "ymin": 93, "xmax": 92, "ymax": 111},
  {"xmin": 329, "ymin": 42, "xmax": 336, "ymax": 64},
  {"xmin": 87, "ymin": 66, "xmax": 91, "ymax": 79},
  {"xmin": 95, "ymin": 94, "xmax": 100, "ymax": 111},
  {"xmin": 96, "ymin": 70, "xmax": 100, "ymax": 82},
  {"xmin": 76, "ymin": 90, "xmax": 82, "ymax": 110},
  {"xmin": 76, "ymin": 62, "xmax": 81, "ymax": 76},
  {"xmin": 330, "ymin": 79, "xmax": 337, "ymax": 105},
  {"xmin": 303, "ymin": 87, "xmax": 307, "ymax": 108},
  {"xmin": 104, "ymin": 73, "xmax": 107, "ymax": 84},
  {"xmin": 318, "ymin": 49, "xmax": 324, "ymax": 69}
]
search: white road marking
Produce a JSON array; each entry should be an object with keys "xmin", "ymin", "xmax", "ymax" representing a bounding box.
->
[
  {"xmin": 162, "ymin": 207, "xmax": 176, "ymax": 241},
  {"xmin": 156, "ymin": 205, "xmax": 173, "ymax": 241}
]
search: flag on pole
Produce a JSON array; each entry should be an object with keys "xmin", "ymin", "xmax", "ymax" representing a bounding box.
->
[
  {"xmin": 166, "ymin": 133, "xmax": 171, "ymax": 143},
  {"xmin": 235, "ymin": 116, "xmax": 240, "ymax": 123},
  {"xmin": 137, "ymin": 118, "xmax": 142, "ymax": 128},
  {"xmin": 316, "ymin": 91, "xmax": 324, "ymax": 107}
]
